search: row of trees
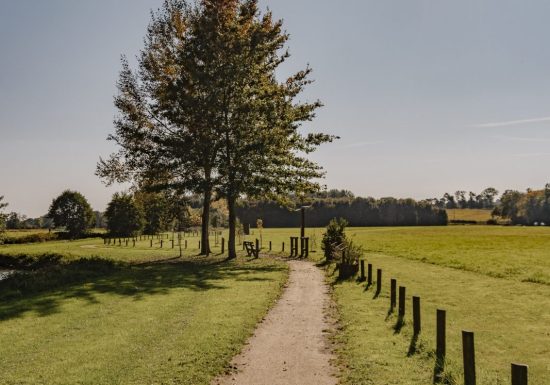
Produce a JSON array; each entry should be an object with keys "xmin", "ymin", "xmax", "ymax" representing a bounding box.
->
[
  {"xmin": 96, "ymin": 0, "xmax": 333, "ymax": 258},
  {"xmin": 494, "ymin": 185, "xmax": 550, "ymax": 225},
  {"xmin": 236, "ymin": 196, "xmax": 448, "ymax": 227},
  {"xmin": 430, "ymin": 188, "xmax": 500, "ymax": 209}
]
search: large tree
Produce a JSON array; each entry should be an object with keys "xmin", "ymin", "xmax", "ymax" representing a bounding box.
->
[
  {"xmin": 105, "ymin": 192, "xmax": 145, "ymax": 237},
  {"xmin": 200, "ymin": 0, "xmax": 335, "ymax": 258},
  {"xmin": 47, "ymin": 190, "xmax": 95, "ymax": 237},
  {"xmin": 97, "ymin": 0, "xmax": 334, "ymax": 258},
  {"xmin": 97, "ymin": 0, "xmax": 221, "ymax": 255}
]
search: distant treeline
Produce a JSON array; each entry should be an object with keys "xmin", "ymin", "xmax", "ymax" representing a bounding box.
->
[
  {"xmin": 494, "ymin": 185, "xmax": 550, "ymax": 225},
  {"xmin": 236, "ymin": 194, "xmax": 447, "ymax": 228},
  {"xmin": 430, "ymin": 188, "xmax": 499, "ymax": 209}
]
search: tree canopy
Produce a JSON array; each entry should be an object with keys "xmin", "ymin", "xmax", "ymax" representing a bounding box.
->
[
  {"xmin": 105, "ymin": 192, "xmax": 145, "ymax": 237},
  {"xmin": 47, "ymin": 190, "xmax": 95, "ymax": 237},
  {"xmin": 0, "ymin": 196, "xmax": 8, "ymax": 237},
  {"xmin": 97, "ymin": 0, "xmax": 334, "ymax": 258}
]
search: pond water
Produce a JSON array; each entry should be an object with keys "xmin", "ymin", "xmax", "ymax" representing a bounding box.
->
[{"xmin": 0, "ymin": 270, "xmax": 15, "ymax": 281}]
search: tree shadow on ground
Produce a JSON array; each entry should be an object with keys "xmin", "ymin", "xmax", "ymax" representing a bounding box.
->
[{"xmin": 0, "ymin": 254, "xmax": 284, "ymax": 321}]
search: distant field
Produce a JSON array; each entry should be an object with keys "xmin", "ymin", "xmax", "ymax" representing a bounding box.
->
[
  {"xmin": 3, "ymin": 228, "xmax": 51, "ymax": 239},
  {"xmin": 446, "ymin": 208, "xmax": 493, "ymax": 222}
]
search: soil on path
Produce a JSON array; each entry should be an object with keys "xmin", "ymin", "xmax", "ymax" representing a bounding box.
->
[{"xmin": 212, "ymin": 260, "xmax": 338, "ymax": 385}]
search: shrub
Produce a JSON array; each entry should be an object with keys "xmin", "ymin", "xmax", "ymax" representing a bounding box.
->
[
  {"xmin": 336, "ymin": 239, "xmax": 363, "ymax": 279},
  {"xmin": 321, "ymin": 218, "xmax": 348, "ymax": 262}
]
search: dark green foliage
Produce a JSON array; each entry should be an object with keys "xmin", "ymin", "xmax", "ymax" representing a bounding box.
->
[
  {"xmin": 236, "ymin": 196, "xmax": 448, "ymax": 228},
  {"xmin": 0, "ymin": 253, "xmax": 119, "ymax": 301},
  {"xmin": 495, "ymin": 184, "xmax": 550, "ymax": 225},
  {"xmin": 134, "ymin": 192, "xmax": 169, "ymax": 235},
  {"xmin": 47, "ymin": 190, "xmax": 95, "ymax": 238},
  {"xmin": 433, "ymin": 187, "xmax": 500, "ymax": 209},
  {"xmin": 0, "ymin": 196, "xmax": 7, "ymax": 243},
  {"xmin": 104, "ymin": 193, "xmax": 144, "ymax": 237},
  {"xmin": 321, "ymin": 218, "xmax": 348, "ymax": 261},
  {"xmin": 2, "ymin": 232, "xmax": 58, "ymax": 244}
]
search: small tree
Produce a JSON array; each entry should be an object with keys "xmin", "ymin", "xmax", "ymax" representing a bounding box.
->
[
  {"xmin": 321, "ymin": 218, "xmax": 348, "ymax": 262},
  {"xmin": 47, "ymin": 190, "xmax": 95, "ymax": 238},
  {"xmin": 0, "ymin": 196, "xmax": 8, "ymax": 241},
  {"xmin": 105, "ymin": 192, "xmax": 145, "ymax": 237}
]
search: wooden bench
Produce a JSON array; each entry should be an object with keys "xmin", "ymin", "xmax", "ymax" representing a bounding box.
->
[{"xmin": 243, "ymin": 241, "xmax": 259, "ymax": 258}]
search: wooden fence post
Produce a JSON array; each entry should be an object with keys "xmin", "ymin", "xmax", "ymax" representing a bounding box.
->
[
  {"xmin": 269, "ymin": 241, "xmax": 272, "ymax": 251},
  {"xmin": 185, "ymin": 240, "xmax": 187, "ymax": 249},
  {"xmin": 199, "ymin": 240, "xmax": 201, "ymax": 250},
  {"xmin": 150, "ymin": 240, "xmax": 153, "ymax": 248},
  {"xmin": 511, "ymin": 363, "xmax": 528, "ymax": 385},
  {"xmin": 376, "ymin": 269, "xmax": 382, "ymax": 294},
  {"xmin": 390, "ymin": 279, "xmax": 397, "ymax": 310},
  {"xmin": 221, "ymin": 237, "xmax": 225, "ymax": 254},
  {"xmin": 282, "ymin": 242, "xmax": 285, "ymax": 252},
  {"xmin": 436, "ymin": 309, "xmax": 446, "ymax": 363},
  {"xmin": 255, "ymin": 238, "xmax": 260, "ymax": 253},
  {"xmin": 171, "ymin": 239, "xmax": 174, "ymax": 249},
  {"xmin": 413, "ymin": 296, "xmax": 421, "ymax": 335},
  {"xmin": 462, "ymin": 331, "xmax": 476, "ymax": 385},
  {"xmin": 360, "ymin": 260, "xmax": 366, "ymax": 282},
  {"xmin": 368, "ymin": 264, "xmax": 373, "ymax": 286},
  {"xmin": 398, "ymin": 286, "xmax": 406, "ymax": 318}
]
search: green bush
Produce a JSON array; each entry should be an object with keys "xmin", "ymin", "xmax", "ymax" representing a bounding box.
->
[
  {"xmin": 2, "ymin": 232, "xmax": 58, "ymax": 245},
  {"xmin": 321, "ymin": 217, "xmax": 348, "ymax": 262}
]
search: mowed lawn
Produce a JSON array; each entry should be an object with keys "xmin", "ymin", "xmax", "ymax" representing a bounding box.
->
[
  {"xmin": 247, "ymin": 226, "xmax": 550, "ymax": 384},
  {"xmin": 0, "ymin": 238, "xmax": 288, "ymax": 385}
]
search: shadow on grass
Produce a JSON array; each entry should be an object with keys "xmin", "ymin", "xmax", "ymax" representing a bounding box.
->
[
  {"xmin": 393, "ymin": 315, "xmax": 405, "ymax": 334},
  {"xmin": 407, "ymin": 332, "xmax": 420, "ymax": 356},
  {"xmin": 0, "ymin": 253, "xmax": 284, "ymax": 322}
]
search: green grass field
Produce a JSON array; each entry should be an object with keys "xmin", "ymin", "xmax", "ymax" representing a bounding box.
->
[
  {"xmin": 2, "ymin": 226, "xmax": 550, "ymax": 384},
  {"xmin": 3, "ymin": 228, "xmax": 52, "ymax": 239},
  {"xmin": 0, "ymin": 236, "xmax": 288, "ymax": 385},
  {"xmin": 230, "ymin": 226, "xmax": 550, "ymax": 384},
  {"xmin": 446, "ymin": 208, "xmax": 493, "ymax": 223}
]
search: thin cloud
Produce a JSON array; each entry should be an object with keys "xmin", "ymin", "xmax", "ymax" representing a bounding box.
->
[
  {"xmin": 492, "ymin": 135, "xmax": 550, "ymax": 143},
  {"xmin": 343, "ymin": 140, "xmax": 384, "ymax": 148},
  {"xmin": 472, "ymin": 116, "xmax": 550, "ymax": 128},
  {"xmin": 512, "ymin": 152, "xmax": 550, "ymax": 158}
]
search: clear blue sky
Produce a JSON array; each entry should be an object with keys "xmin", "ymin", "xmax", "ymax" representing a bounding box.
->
[{"xmin": 1, "ymin": 0, "xmax": 550, "ymax": 217}]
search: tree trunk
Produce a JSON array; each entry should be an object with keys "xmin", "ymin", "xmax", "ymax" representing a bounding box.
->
[
  {"xmin": 201, "ymin": 188, "xmax": 212, "ymax": 255},
  {"xmin": 227, "ymin": 193, "xmax": 237, "ymax": 259}
]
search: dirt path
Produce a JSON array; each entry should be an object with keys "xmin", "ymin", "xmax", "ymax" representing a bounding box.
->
[{"xmin": 212, "ymin": 260, "xmax": 338, "ymax": 385}]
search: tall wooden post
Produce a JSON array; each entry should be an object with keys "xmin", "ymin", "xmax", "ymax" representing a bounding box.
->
[
  {"xmin": 413, "ymin": 296, "xmax": 421, "ymax": 335},
  {"xmin": 462, "ymin": 331, "xmax": 476, "ymax": 385},
  {"xmin": 398, "ymin": 286, "xmax": 406, "ymax": 318},
  {"xmin": 390, "ymin": 279, "xmax": 397, "ymax": 310}
]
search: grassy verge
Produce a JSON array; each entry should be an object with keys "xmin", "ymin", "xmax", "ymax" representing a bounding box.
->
[
  {"xmin": 328, "ymin": 253, "xmax": 550, "ymax": 385},
  {"xmin": 0, "ymin": 250, "xmax": 288, "ymax": 385}
]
